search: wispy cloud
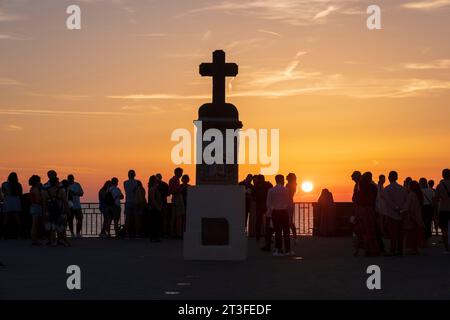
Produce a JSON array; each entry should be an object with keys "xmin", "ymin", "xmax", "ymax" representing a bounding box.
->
[
  {"xmin": 225, "ymin": 38, "xmax": 264, "ymax": 51},
  {"xmin": 397, "ymin": 79, "xmax": 450, "ymax": 96},
  {"xmin": 134, "ymin": 33, "xmax": 168, "ymax": 37},
  {"xmin": 165, "ymin": 52, "xmax": 205, "ymax": 59},
  {"xmin": 0, "ymin": 78, "xmax": 22, "ymax": 86},
  {"xmin": 313, "ymin": 6, "xmax": 338, "ymax": 20},
  {"xmin": 108, "ymin": 87, "xmax": 332, "ymax": 100},
  {"xmin": 402, "ymin": 59, "xmax": 450, "ymax": 70},
  {"xmin": 120, "ymin": 105, "xmax": 166, "ymax": 113},
  {"xmin": 0, "ymin": 9, "xmax": 23, "ymax": 22},
  {"xmin": 27, "ymin": 92, "xmax": 90, "ymax": 100},
  {"xmin": 257, "ymin": 29, "xmax": 282, "ymax": 37},
  {"xmin": 0, "ymin": 33, "xmax": 29, "ymax": 40},
  {"xmin": 337, "ymin": 78, "xmax": 450, "ymax": 98},
  {"xmin": 245, "ymin": 51, "xmax": 316, "ymax": 87},
  {"xmin": 3, "ymin": 124, "xmax": 23, "ymax": 131},
  {"xmin": 186, "ymin": 0, "xmax": 358, "ymax": 26},
  {"xmin": 108, "ymin": 51, "xmax": 336, "ymax": 100},
  {"xmin": 0, "ymin": 108, "xmax": 131, "ymax": 117},
  {"xmin": 402, "ymin": 0, "xmax": 450, "ymax": 10},
  {"xmin": 109, "ymin": 94, "xmax": 209, "ymax": 100},
  {"xmin": 202, "ymin": 30, "xmax": 212, "ymax": 40},
  {"xmin": 108, "ymin": 50, "xmax": 450, "ymax": 102},
  {"xmin": 108, "ymin": 77, "xmax": 450, "ymax": 101}
]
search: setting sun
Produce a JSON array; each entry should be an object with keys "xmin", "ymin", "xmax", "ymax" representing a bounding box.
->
[{"xmin": 301, "ymin": 181, "xmax": 314, "ymax": 193}]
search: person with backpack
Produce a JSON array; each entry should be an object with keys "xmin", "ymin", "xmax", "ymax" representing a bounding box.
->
[
  {"xmin": 42, "ymin": 177, "xmax": 70, "ymax": 247},
  {"xmin": 105, "ymin": 177, "xmax": 124, "ymax": 238},
  {"xmin": 435, "ymin": 168, "xmax": 450, "ymax": 254}
]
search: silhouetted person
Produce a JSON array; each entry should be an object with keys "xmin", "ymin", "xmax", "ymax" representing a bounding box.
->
[
  {"xmin": 435, "ymin": 169, "xmax": 450, "ymax": 253},
  {"xmin": 354, "ymin": 172, "xmax": 380, "ymax": 257},
  {"xmin": 253, "ymin": 175, "xmax": 273, "ymax": 242},
  {"xmin": 169, "ymin": 168, "xmax": 184, "ymax": 238},
  {"xmin": 350, "ymin": 171, "xmax": 362, "ymax": 254},
  {"xmin": 1, "ymin": 172, "xmax": 23, "ymax": 239},
  {"xmin": 181, "ymin": 175, "xmax": 190, "ymax": 210},
  {"xmin": 29, "ymin": 175, "xmax": 43, "ymax": 245},
  {"xmin": 351, "ymin": 171, "xmax": 362, "ymax": 204},
  {"xmin": 419, "ymin": 177, "xmax": 434, "ymax": 240},
  {"xmin": 261, "ymin": 177, "xmax": 276, "ymax": 251},
  {"xmin": 428, "ymin": 179, "xmax": 438, "ymax": 234},
  {"xmin": 376, "ymin": 175, "xmax": 386, "ymax": 237},
  {"xmin": 428, "ymin": 179, "xmax": 435, "ymax": 190},
  {"xmin": 148, "ymin": 175, "xmax": 162, "ymax": 242},
  {"xmin": 98, "ymin": 180, "xmax": 112, "ymax": 237},
  {"xmin": 370, "ymin": 174, "xmax": 386, "ymax": 253},
  {"xmin": 403, "ymin": 181, "xmax": 425, "ymax": 255},
  {"xmin": 317, "ymin": 189, "xmax": 337, "ymax": 237},
  {"xmin": 180, "ymin": 174, "xmax": 190, "ymax": 234},
  {"xmin": 239, "ymin": 174, "xmax": 253, "ymax": 229},
  {"xmin": 42, "ymin": 177, "xmax": 70, "ymax": 247},
  {"xmin": 382, "ymin": 171, "xmax": 408, "ymax": 256},
  {"xmin": 286, "ymin": 173, "xmax": 298, "ymax": 242},
  {"xmin": 105, "ymin": 177, "xmax": 123, "ymax": 237},
  {"xmin": 404, "ymin": 177, "xmax": 412, "ymax": 192},
  {"xmin": 376, "ymin": 175, "xmax": 386, "ymax": 215},
  {"xmin": 43, "ymin": 170, "xmax": 58, "ymax": 190},
  {"xmin": 156, "ymin": 173, "xmax": 169, "ymax": 237},
  {"xmin": 267, "ymin": 175, "xmax": 293, "ymax": 256},
  {"xmin": 67, "ymin": 174, "xmax": 84, "ymax": 238},
  {"xmin": 124, "ymin": 170, "xmax": 140, "ymax": 238},
  {"xmin": 135, "ymin": 180, "xmax": 147, "ymax": 238}
]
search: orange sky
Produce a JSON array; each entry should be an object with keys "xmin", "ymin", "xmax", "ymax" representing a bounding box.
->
[{"xmin": 0, "ymin": 0, "xmax": 449, "ymax": 202}]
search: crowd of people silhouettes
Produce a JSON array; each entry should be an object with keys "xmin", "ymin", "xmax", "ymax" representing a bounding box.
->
[
  {"xmin": 1, "ymin": 167, "xmax": 449, "ymax": 259},
  {"xmin": 239, "ymin": 172, "xmax": 298, "ymax": 256},
  {"xmin": 0, "ymin": 168, "xmax": 191, "ymax": 247},
  {"xmin": 351, "ymin": 168, "xmax": 450, "ymax": 256}
]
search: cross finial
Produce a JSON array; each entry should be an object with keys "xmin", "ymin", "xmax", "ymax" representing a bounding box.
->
[{"xmin": 199, "ymin": 50, "xmax": 238, "ymax": 104}]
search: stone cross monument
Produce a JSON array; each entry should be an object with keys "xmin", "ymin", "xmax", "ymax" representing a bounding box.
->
[
  {"xmin": 184, "ymin": 50, "xmax": 247, "ymax": 261},
  {"xmin": 196, "ymin": 50, "xmax": 243, "ymax": 185}
]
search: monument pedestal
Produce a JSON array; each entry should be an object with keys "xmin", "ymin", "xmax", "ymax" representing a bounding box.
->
[{"xmin": 183, "ymin": 185, "xmax": 247, "ymax": 261}]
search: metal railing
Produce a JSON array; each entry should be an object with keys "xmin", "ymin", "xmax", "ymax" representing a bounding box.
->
[
  {"xmin": 78, "ymin": 202, "xmax": 314, "ymax": 237},
  {"xmin": 294, "ymin": 202, "xmax": 314, "ymax": 235},
  {"xmin": 78, "ymin": 203, "xmax": 125, "ymax": 237}
]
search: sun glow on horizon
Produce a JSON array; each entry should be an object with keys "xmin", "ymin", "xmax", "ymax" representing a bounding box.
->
[{"xmin": 301, "ymin": 181, "xmax": 314, "ymax": 193}]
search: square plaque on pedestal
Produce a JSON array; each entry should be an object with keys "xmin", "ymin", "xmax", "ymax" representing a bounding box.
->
[
  {"xmin": 183, "ymin": 185, "xmax": 247, "ymax": 260},
  {"xmin": 202, "ymin": 218, "xmax": 229, "ymax": 246}
]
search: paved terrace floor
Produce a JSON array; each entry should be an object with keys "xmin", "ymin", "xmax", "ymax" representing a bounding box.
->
[{"xmin": 1, "ymin": 236, "xmax": 449, "ymax": 300}]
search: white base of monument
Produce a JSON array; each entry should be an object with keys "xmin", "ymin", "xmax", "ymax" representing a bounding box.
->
[{"xmin": 183, "ymin": 185, "xmax": 247, "ymax": 261}]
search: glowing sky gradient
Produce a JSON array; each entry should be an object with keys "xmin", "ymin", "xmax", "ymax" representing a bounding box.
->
[{"xmin": 1, "ymin": 0, "xmax": 449, "ymax": 201}]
